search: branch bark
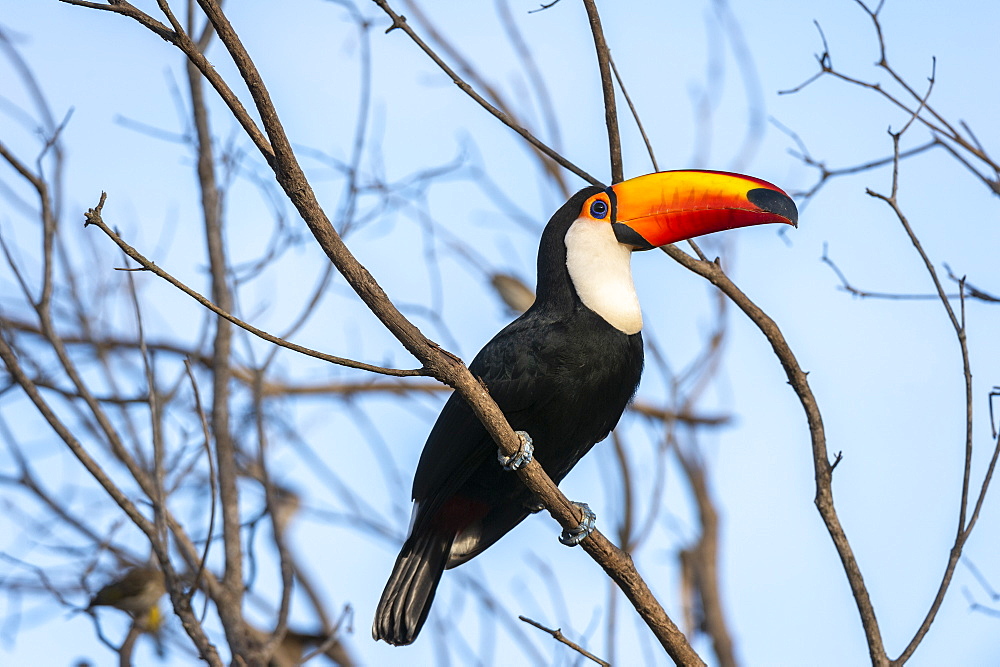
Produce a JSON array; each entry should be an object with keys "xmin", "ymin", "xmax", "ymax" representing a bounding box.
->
[
  {"xmin": 661, "ymin": 244, "xmax": 889, "ymax": 666},
  {"xmin": 581, "ymin": 0, "xmax": 622, "ymax": 183}
]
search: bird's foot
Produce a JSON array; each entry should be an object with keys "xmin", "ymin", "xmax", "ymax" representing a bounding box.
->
[
  {"xmin": 498, "ymin": 431, "xmax": 534, "ymax": 471},
  {"xmin": 559, "ymin": 502, "xmax": 596, "ymax": 546},
  {"xmin": 524, "ymin": 499, "xmax": 545, "ymax": 514}
]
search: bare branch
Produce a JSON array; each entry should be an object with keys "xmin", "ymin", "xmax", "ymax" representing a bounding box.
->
[
  {"xmin": 858, "ymin": 115, "xmax": 984, "ymax": 665},
  {"xmin": 81, "ymin": 197, "xmax": 426, "ymax": 378},
  {"xmin": 660, "ymin": 242, "xmax": 888, "ymax": 665},
  {"xmin": 581, "ymin": 0, "xmax": 622, "ymax": 183},
  {"xmin": 370, "ymin": 0, "xmax": 601, "ymax": 187},
  {"xmin": 610, "ymin": 56, "xmax": 658, "ymax": 172},
  {"xmin": 519, "ymin": 615, "xmax": 610, "ymax": 666}
]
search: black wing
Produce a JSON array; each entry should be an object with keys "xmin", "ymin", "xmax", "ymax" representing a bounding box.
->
[
  {"xmin": 410, "ymin": 311, "xmax": 566, "ymax": 509},
  {"xmin": 409, "ymin": 306, "xmax": 642, "ymax": 566}
]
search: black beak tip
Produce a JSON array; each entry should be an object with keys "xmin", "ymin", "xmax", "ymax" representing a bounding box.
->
[{"xmin": 748, "ymin": 188, "xmax": 799, "ymax": 227}]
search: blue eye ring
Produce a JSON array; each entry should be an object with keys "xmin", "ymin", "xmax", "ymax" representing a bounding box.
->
[{"xmin": 590, "ymin": 199, "xmax": 609, "ymax": 219}]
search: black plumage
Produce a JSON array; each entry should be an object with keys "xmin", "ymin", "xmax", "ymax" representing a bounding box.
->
[{"xmin": 373, "ymin": 187, "xmax": 644, "ymax": 645}]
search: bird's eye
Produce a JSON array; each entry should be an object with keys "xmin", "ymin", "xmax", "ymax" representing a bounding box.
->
[{"xmin": 590, "ymin": 199, "xmax": 609, "ymax": 219}]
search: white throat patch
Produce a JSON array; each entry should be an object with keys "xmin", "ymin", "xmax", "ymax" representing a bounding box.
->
[{"xmin": 564, "ymin": 217, "xmax": 642, "ymax": 335}]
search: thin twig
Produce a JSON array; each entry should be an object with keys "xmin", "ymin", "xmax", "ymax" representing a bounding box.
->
[
  {"xmin": 81, "ymin": 195, "xmax": 427, "ymax": 378},
  {"xmin": 610, "ymin": 56, "xmax": 658, "ymax": 172},
  {"xmin": 519, "ymin": 615, "xmax": 610, "ymax": 666},
  {"xmin": 370, "ymin": 0, "xmax": 601, "ymax": 186},
  {"xmin": 821, "ymin": 245, "xmax": 997, "ymax": 303},
  {"xmin": 181, "ymin": 358, "xmax": 217, "ymax": 617},
  {"xmin": 779, "ymin": 4, "xmax": 999, "ymax": 197},
  {"xmin": 57, "ymin": 0, "xmax": 274, "ymax": 161}
]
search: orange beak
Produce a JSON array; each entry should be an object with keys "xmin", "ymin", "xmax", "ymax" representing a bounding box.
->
[{"xmin": 582, "ymin": 170, "xmax": 797, "ymax": 250}]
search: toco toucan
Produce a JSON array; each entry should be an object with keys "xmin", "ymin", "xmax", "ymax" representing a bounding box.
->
[{"xmin": 373, "ymin": 170, "xmax": 797, "ymax": 645}]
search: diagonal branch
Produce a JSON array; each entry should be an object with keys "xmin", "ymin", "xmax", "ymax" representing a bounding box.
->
[
  {"xmin": 865, "ymin": 129, "xmax": 980, "ymax": 666},
  {"xmin": 661, "ymin": 243, "xmax": 889, "ymax": 666},
  {"xmin": 581, "ymin": 0, "xmax": 622, "ymax": 183},
  {"xmin": 58, "ymin": 0, "xmax": 274, "ymax": 160},
  {"xmin": 370, "ymin": 0, "xmax": 601, "ymax": 187},
  {"xmin": 81, "ymin": 198, "xmax": 426, "ymax": 379},
  {"xmin": 519, "ymin": 615, "xmax": 610, "ymax": 666}
]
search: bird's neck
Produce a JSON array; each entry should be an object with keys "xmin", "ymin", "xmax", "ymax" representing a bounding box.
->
[
  {"xmin": 563, "ymin": 219, "xmax": 643, "ymax": 335},
  {"xmin": 535, "ymin": 221, "xmax": 642, "ymax": 335}
]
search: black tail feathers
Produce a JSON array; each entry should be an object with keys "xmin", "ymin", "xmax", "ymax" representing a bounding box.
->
[{"xmin": 372, "ymin": 529, "xmax": 452, "ymax": 645}]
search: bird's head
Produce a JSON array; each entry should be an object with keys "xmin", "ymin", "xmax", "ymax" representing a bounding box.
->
[
  {"xmin": 579, "ymin": 169, "xmax": 797, "ymax": 250},
  {"xmin": 539, "ymin": 170, "xmax": 796, "ymax": 334}
]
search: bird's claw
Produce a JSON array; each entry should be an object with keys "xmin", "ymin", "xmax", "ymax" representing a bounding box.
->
[
  {"xmin": 498, "ymin": 431, "xmax": 534, "ymax": 471},
  {"xmin": 559, "ymin": 501, "xmax": 596, "ymax": 546}
]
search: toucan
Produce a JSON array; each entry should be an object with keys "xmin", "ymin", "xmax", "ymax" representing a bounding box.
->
[{"xmin": 373, "ymin": 170, "xmax": 797, "ymax": 645}]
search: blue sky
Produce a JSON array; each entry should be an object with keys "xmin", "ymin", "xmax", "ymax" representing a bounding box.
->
[{"xmin": 2, "ymin": 1, "xmax": 999, "ymax": 665}]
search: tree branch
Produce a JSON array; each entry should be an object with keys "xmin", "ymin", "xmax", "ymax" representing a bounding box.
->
[
  {"xmin": 519, "ymin": 615, "xmax": 610, "ymax": 666},
  {"xmin": 660, "ymin": 243, "xmax": 888, "ymax": 666},
  {"xmin": 81, "ymin": 198, "xmax": 426, "ymax": 378},
  {"xmin": 370, "ymin": 0, "xmax": 602, "ymax": 187},
  {"xmin": 581, "ymin": 0, "xmax": 622, "ymax": 183}
]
